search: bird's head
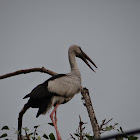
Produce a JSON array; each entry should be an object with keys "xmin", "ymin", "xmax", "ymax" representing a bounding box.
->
[{"xmin": 69, "ymin": 45, "xmax": 97, "ymax": 72}]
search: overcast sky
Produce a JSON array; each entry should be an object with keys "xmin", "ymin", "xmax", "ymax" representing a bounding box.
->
[{"xmin": 0, "ymin": 0, "xmax": 140, "ymax": 139}]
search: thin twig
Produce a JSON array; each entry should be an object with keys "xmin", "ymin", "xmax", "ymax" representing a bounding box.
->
[
  {"xmin": 99, "ymin": 118, "xmax": 113, "ymax": 131},
  {"xmin": 70, "ymin": 134, "xmax": 76, "ymax": 140},
  {"xmin": 79, "ymin": 116, "xmax": 83, "ymax": 140},
  {"xmin": 104, "ymin": 118, "xmax": 113, "ymax": 125}
]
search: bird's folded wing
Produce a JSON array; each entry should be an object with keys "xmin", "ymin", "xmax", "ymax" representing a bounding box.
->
[{"xmin": 23, "ymin": 74, "xmax": 67, "ymax": 99}]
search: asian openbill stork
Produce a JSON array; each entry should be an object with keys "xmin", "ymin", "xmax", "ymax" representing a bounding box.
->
[{"xmin": 18, "ymin": 45, "xmax": 97, "ymax": 140}]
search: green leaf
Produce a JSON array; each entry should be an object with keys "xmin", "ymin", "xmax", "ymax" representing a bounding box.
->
[
  {"xmin": 128, "ymin": 136, "xmax": 138, "ymax": 140},
  {"xmin": 43, "ymin": 134, "xmax": 49, "ymax": 139},
  {"xmin": 74, "ymin": 133, "xmax": 79, "ymax": 137},
  {"xmin": 23, "ymin": 127, "xmax": 29, "ymax": 131},
  {"xmin": 48, "ymin": 123, "xmax": 54, "ymax": 127},
  {"xmin": 34, "ymin": 125, "xmax": 40, "ymax": 129},
  {"xmin": 1, "ymin": 126, "xmax": 9, "ymax": 130},
  {"xmin": 37, "ymin": 136, "xmax": 41, "ymax": 140},
  {"xmin": 115, "ymin": 136, "xmax": 123, "ymax": 140},
  {"xmin": 105, "ymin": 125, "xmax": 113, "ymax": 131},
  {"xmin": 29, "ymin": 133, "xmax": 33, "ymax": 136},
  {"xmin": 15, "ymin": 130, "xmax": 19, "ymax": 135},
  {"xmin": 85, "ymin": 134, "xmax": 94, "ymax": 140},
  {"xmin": 0, "ymin": 133, "xmax": 7, "ymax": 138},
  {"xmin": 120, "ymin": 127, "xmax": 123, "ymax": 133},
  {"xmin": 36, "ymin": 133, "xmax": 38, "ymax": 135},
  {"xmin": 49, "ymin": 133, "xmax": 56, "ymax": 140},
  {"xmin": 117, "ymin": 129, "xmax": 120, "ymax": 132}
]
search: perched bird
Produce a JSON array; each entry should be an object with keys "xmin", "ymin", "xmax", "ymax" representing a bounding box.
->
[{"xmin": 18, "ymin": 45, "xmax": 97, "ymax": 140}]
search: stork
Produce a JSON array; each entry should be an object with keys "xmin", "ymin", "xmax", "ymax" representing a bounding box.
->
[{"xmin": 18, "ymin": 45, "xmax": 97, "ymax": 140}]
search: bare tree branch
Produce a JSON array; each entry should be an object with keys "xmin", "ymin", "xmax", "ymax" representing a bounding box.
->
[
  {"xmin": 0, "ymin": 67, "xmax": 57, "ymax": 79},
  {"xmin": 81, "ymin": 88, "xmax": 100, "ymax": 139}
]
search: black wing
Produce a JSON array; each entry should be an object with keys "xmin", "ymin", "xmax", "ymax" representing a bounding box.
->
[{"xmin": 23, "ymin": 74, "xmax": 66, "ymax": 99}]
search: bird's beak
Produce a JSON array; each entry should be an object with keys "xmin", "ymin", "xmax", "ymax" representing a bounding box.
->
[{"xmin": 80, "ymin": 49, "xmax": 97, "ymax": 72}]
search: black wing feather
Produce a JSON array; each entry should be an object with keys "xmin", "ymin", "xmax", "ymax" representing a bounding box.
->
[{"xmin": 23, "ymin": 74, "xmax": 66, "ymax": 99}]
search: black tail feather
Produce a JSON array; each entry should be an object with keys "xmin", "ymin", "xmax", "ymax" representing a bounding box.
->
[
  {"xmin": 36, "ymin": 110, "xmax": 40, "ymax": 118},
  {"xmin": 23, "ymin": 93, "xmax": 30, "ymax": 99},
  {"xmin": 36, "ymin": 97, "xmax": 52, "ymax": 117}
]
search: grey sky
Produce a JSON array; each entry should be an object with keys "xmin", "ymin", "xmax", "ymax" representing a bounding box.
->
[{"xmin": 0, "ymin": 0, "xmax": 140, "ymax": 139}]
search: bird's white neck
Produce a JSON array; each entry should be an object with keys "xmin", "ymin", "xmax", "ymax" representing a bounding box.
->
[{"xmin": 68, "ymin": 51, "xmax": 81, "ymax": 78}]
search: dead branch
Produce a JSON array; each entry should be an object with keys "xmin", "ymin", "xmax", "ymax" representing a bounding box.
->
[
  {"xmin": 81, "ymin": 88, "xmax": 100, "ymax": 139},
  {"xmin": 0, "ymin": 67, "xmax": 57, "ymax": 79}
]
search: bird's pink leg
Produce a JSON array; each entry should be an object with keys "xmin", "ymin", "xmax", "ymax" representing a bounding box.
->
[
  {"xmin": 50, "ymin": 104, "xmax": 62, "ymax": 140},
  {"xmin": 55, "ymin": 109, "xmax": 57, "ymax": 126}
]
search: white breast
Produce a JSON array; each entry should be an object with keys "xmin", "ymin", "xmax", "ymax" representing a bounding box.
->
[{"xmin": 48, "ymin": 75, "xmax": 81, "ymax": 97}]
